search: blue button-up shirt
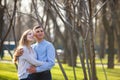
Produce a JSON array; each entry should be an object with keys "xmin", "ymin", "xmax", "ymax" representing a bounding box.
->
[{"xmin": 32, "ymin": 39, "xmax": 55, "ymax": 72}]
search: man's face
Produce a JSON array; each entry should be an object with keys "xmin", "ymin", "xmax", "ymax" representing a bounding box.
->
[{"xmin": 34, "ymin": 28, "xmax": 44, "ymax": 41}]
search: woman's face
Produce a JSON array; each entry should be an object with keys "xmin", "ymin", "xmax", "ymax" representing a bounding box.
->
[{"xmin": 27, "ymin": 31, "xmax": 34, "ymax": 42}]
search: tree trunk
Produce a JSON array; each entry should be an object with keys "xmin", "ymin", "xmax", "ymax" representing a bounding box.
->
[
  {"xmin": 68, "ymin": 33, "xmax": 77, "ymax": 67},
  {"xmin": 107, "ymin": 0, "xmax": 116, "ymax": 68},
  {"xmin": 99, "ymin": 26, "xmax": 106, "ymax": 58},
  {"xmin": 117, "ymin": 36, "xmax": 120, "ymax": 62},
  {"xmin": 107, "ymin": 30, "xmax": 114, "ymax": 68},
  {"xmin": 114, "ymin": 0, "xmax": 120, "ymax": 62},
  {"xmin": 88, "ymin": 0, "xmax": 98, "ymax": 79},
  {"xmin": 102, "ymin": 0, "xmax": 115, "ymax": 68},
  {"xmin": 0, "ymin": 0, "xmax": 5, "ymax": 59},
  {"xmin": 0, "ymin": 3, "xmax": 4, "ymax": 39}
]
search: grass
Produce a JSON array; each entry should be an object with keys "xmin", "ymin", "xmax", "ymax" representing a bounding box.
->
[
  {"xmin": 0, "ymin": 61, "xmax": 120, "ymax": 80},
  {"xmin": 0, "ymin": 52, "xmax": 120, "ymax": 80},
  {"xmin": 0, "ymin": 62, "xmax": 17, "ymax": 80}
]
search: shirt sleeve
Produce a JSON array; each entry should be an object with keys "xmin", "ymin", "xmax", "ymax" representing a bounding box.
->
[
  {"xmin": 36, "ymin": 43, "xmax": 55, "ymax": 72},
  {"xmin": 22, "ymin": 47, "xmax": 43, "ymax": 66}
]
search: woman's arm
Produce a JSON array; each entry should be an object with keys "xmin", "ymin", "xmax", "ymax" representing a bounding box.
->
[{"xmin": 23, "ymin": 54, "xmax": 43, "ymax": 66}]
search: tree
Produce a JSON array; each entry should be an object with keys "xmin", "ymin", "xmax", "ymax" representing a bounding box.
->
[
  {"xmin": 0, "ymin": 0, "xmax": 5, "ymax": 59},
  {"xmin": 102, "ymin": 0, "xmax": 115, "ymax": 68},
  {"xmin": 114, "ymin": 0, "xmax": 120, "ymax": 62}
]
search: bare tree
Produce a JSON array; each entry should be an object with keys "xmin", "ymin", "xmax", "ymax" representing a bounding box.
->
[
  {"xmin": 102, "ymin": 0, "xmax": 115, "ymax": 68},
  {"xmin": 0, "ymin": 0, "xmax": 5, "ymax": 59},
  {"xmin": 0, "ymin": 0, "xmax": 17, "ymax": 59},
  {"xmin": 114, "ymin": 0, "xmax": 120, "ymax": 62}
]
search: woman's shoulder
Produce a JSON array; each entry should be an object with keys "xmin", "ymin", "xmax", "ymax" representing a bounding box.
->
[
  {"xmin": 16, "ymin": 46, "xmax": 25, "ymax": 50},
  {"xmin": 19, "ymin": 45, "xmax": 29, "ymax": 54},
  {"xmin": 18, "ymin": 46, "xmax": 28, "ymax": 58},
  {"xmin": 22, "ymin": 46, "xmax": 30, "ymax": 57},
  {"xmin": 21, "ymin": 45, "xmax": 27, "ymax": 50}
]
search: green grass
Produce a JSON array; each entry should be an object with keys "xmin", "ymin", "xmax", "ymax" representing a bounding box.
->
[
  {"xmin": 1, "ymin": 53, "xmax": 120, "ymax": 80},
  {"xmin": 0, "ymin": 61, "xmax": 120, "ymax": 80},
  {"xmin": 0, "ymin": 62, "xmax": 18, "ymax": 80}
]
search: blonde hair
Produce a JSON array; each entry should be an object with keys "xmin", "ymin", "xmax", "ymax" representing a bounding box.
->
[
  {"xmin": 13, "ymin": 29, "xmax": 33, "ymax": 63},
  {"xmin": 19, "ymin": 29, "xmax": 33, "ymax": 47}
]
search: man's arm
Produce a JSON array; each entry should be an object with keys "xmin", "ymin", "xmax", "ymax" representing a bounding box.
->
[{"xmin": 27, "ymin": 44, "xmax": 55, "ymax": 73}]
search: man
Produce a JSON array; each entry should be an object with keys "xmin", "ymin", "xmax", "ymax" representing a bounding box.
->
[{"xmin": 14, "ymin": 25, "xmax": 55, "ymax": 80}]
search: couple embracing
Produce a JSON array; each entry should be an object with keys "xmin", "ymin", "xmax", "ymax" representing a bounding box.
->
[{"xmin": 13, "ymin": 25, "xmax": 55, "ymax": 80}]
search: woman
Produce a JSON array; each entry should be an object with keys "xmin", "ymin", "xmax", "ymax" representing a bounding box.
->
[{"xmin": 13, "ymin": 29, "xmax": 43, "ymax": 80}]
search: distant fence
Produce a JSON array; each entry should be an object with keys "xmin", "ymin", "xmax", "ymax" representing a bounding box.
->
[
  {"xmin": 0, "ymin": 41, "xmax": 16, "ymax": 59},
  {"xmin": 3, "ymin": 44, "xmax": 15, "ymax": 51}
]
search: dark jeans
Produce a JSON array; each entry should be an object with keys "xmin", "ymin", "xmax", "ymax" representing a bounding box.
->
[
  {"xmin": 28, "ymin": 70, "xmax": 52, "ymax": 80},
  {"xmin": 20, "ymin": 79, "xmax": 27, "ymax": 80},
  {"xmin": 20, "ymin": 78, "xmax": 28, "ymax": 80},
  {"xmin": 20, "ymin": 77, "xmax": 33, "ymax": 80}
]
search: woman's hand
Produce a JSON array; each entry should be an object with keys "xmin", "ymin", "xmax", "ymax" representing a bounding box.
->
[{"xmin": 14, "ymin": 48, "xmax": 23, "ymax": 57}]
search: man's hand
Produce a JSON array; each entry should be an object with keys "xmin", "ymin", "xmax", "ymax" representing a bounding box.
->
[
  {"xmin": 14, "ymin": 48, "xmax": 23, "ymax": 57},
  {"xmin": 27, "ymin": 66, "xmax": 36, "ymax": 74}
]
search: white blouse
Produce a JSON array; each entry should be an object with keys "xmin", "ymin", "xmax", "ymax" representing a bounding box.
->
[{"xmin": 18, "ymin": 46, "xmax": 43, "ymax": 79}]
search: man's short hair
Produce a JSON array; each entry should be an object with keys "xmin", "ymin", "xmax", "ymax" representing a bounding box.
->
[{"xmin": 33, "ymin": 25, "xmax": 42, "ymax": 31}]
